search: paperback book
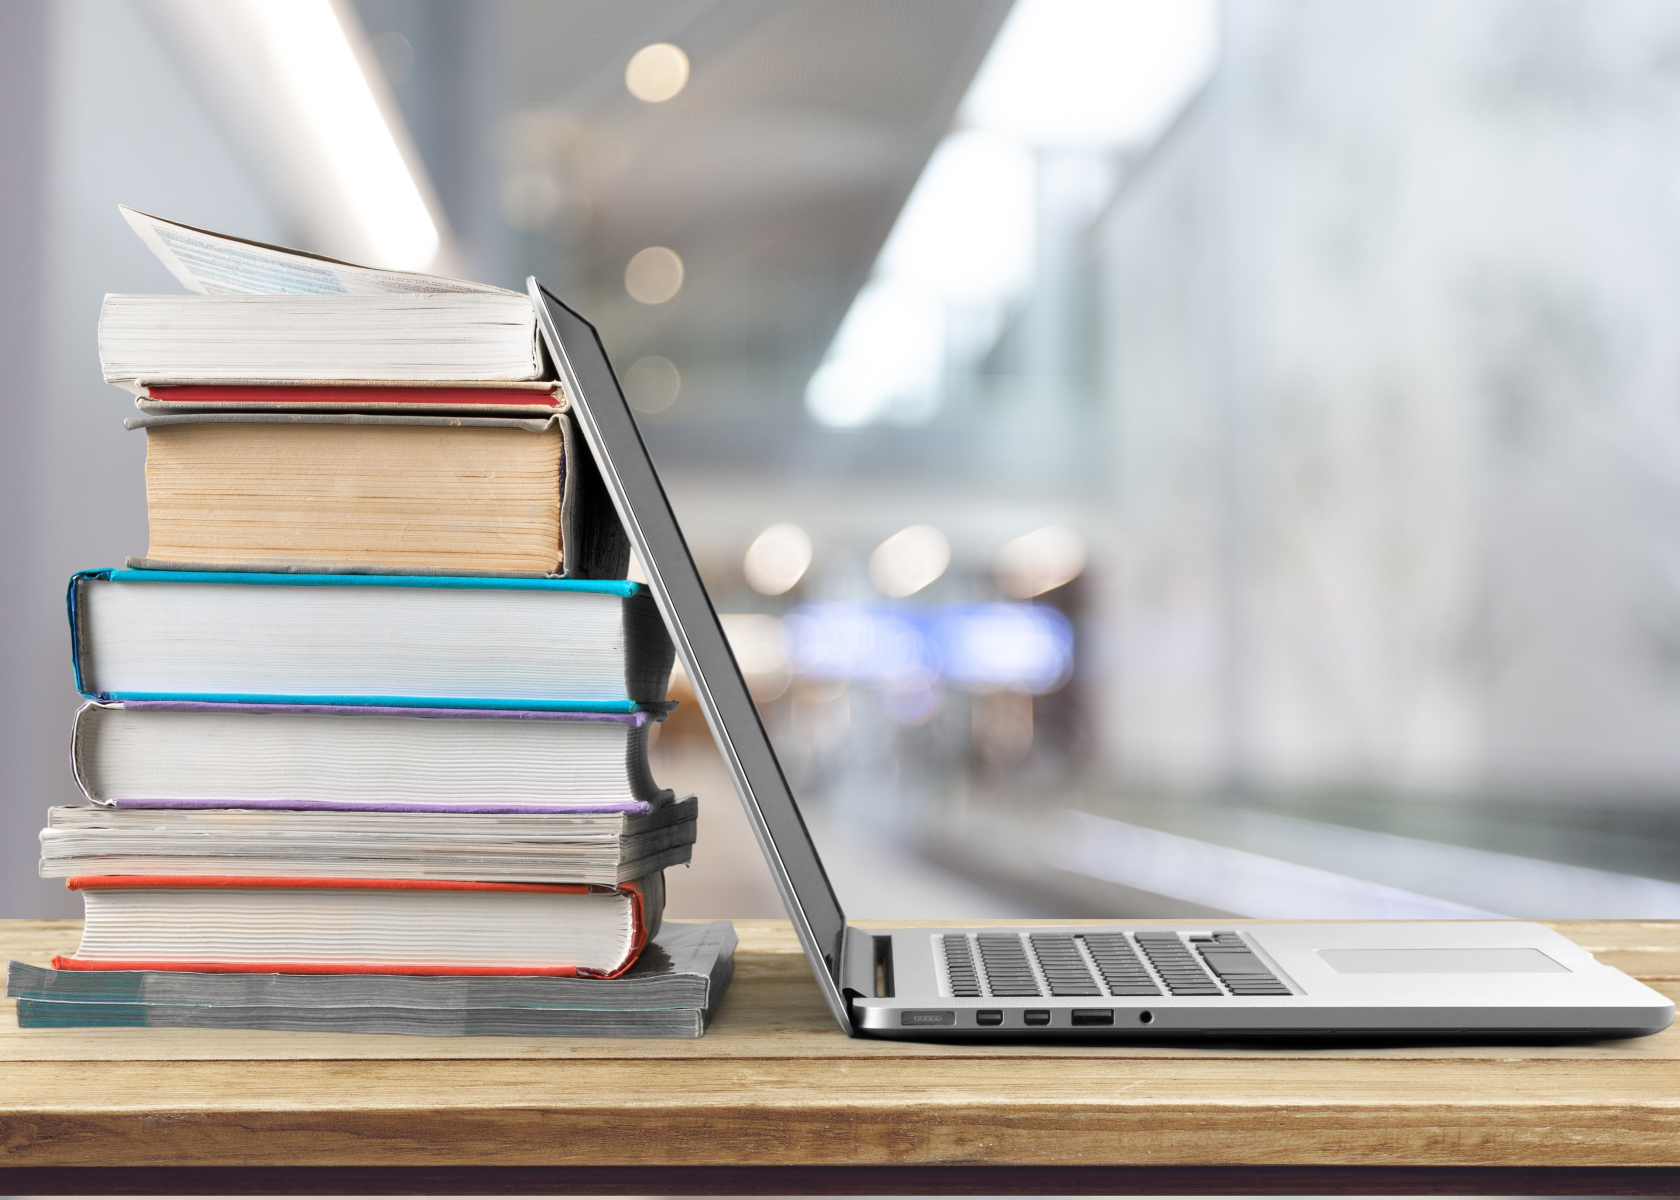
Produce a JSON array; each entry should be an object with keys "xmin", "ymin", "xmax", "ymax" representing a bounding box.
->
[
  {"xmin": 41, "ymin": 798, "xmax": 697, "ymax": 884},
  {"xmin": 9, "ymin": 920, "xmax": 736, "ymax": 1038}
]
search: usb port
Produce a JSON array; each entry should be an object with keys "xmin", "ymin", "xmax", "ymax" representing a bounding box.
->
[
  {"xmin": 1023, "ymin": 1009, "xmax": 1051, "ymax": 1026},
  {"xmin": 976, "ymin": 1010, "xmax": 1004, "ymax": 1026},
  {"xmin": 1072, "ymin": 1009, "xmax": 1114, "ymax": 1027}
]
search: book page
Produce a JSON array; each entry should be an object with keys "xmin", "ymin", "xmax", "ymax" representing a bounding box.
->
[{"xmin": 120, "ymin": 206, "xmax": 514, "ymax": 297}]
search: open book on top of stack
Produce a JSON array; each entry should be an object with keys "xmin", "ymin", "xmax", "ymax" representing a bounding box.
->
[{"xmin": 8, "ymin": 209, "xmax": 726, "ymax": 1036}]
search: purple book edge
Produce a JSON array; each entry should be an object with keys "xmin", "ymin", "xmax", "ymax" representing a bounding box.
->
[{"xmin": 107, "ymin": 798, "xmax": 652, "ymax": 814}]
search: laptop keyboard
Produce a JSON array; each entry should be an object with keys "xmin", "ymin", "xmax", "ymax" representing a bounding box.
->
[
  {"xmin": 1029, "ymin": 934, "xmax": 1104, "ymax": 996},
  {"xmin": 939, "ymin": 930, "xmax": 1291, "ymax": 999},
  {"xmin": 942, "ymin": 934, "xmax": 983, "ymax": 996},
  {"xmin": 1083, "ymin": 933, "xmax": 1163, "ymax": 995},
  {"xmin": 1135, "ymin": 932, "xmax": 1223, "ymax": 995},
  {"xmin": 974, "ymin": 934, "xmax": 1042, "ymax": 996}
]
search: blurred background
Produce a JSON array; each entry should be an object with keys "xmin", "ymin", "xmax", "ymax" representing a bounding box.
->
[{"xmin": 3, "ymin": 0, "xmax": 1680, "ymax": 921}]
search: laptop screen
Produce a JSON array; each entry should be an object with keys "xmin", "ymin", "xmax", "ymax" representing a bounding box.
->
[{"xmin": 529, "ymin": 282, "xmax": 852, "ymax": 1022}]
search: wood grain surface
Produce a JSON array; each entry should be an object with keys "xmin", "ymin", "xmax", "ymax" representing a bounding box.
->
[{"xmin": 2, "ymin": 918, "xmax": 1678, "ymax": 1194}]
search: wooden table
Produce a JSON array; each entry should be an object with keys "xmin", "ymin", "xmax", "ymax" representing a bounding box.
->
[{"xmin": 1, "ymin": 918, "xmax": 1678, "ymax": 1195}]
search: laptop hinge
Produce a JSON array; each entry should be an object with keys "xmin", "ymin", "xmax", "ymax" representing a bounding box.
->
[{"xmin": 840, "ymin": 925, "xmax": 880, "ymax": 999}]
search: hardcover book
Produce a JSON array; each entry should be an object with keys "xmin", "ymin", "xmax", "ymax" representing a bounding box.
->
[
  {"xmin": 68, "ymin": 702, "xmax": 682, "ymax": 817},
  {"xmin": 124, "ymin": 411, "xmax": 627, "ymax": 578},
  {"xmin": 53, "ymin": 874, "xmax": 664, "ymax": 979},
  {"xmin": 70, "ymin": 571, "xmax": 675, "ymax": 712}
]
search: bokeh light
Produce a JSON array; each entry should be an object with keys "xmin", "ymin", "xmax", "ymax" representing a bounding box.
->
[
  {"xmin": 994, "ymin": 525, "xmax": 1086, "ymax": 598},
  {"xmin": 625, "ymin": 43, "xmax": 690, "ymax": 103},
  {"xmin": 743, "ymin": 523, "xmax": 813, "ymax": 596},
  {"xmin": 624, "ymin": 355, "xmax": 681, "ymax": 413},
  {"xmin": 718, "ymin": 613, "xmax": 791, "ymax": 702},
  {"xmin": 624, "ymin": 246, "xmax": 684, "ymax": 304},
  {"xmin": 868, "ymin": 525, "xmax": 950, "ymax": 598}
]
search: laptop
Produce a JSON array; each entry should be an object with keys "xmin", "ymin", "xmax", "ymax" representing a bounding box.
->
[{"xmin": 530, "ymin": 280, "xmax": 1674, "ymax": 1040}]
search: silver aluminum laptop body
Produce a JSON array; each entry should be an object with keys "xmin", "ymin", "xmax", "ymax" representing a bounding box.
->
[{"xmin": 530, "ymin": 280, "xmax": 1673, "ymax": 1040}]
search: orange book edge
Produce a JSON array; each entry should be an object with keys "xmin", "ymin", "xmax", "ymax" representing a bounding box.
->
[{"xmin": 53, "ymin": 876, "xmax": 649, "ymax": 979}]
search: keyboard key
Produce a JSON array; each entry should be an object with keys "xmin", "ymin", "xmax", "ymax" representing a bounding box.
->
[
  {"xmin": 978, "ymin": 935, "xmax": 1043, "ymax": 997},
  {"xmin": 942, "ymin": 935, "xmax": 983, "ymax": 997}
]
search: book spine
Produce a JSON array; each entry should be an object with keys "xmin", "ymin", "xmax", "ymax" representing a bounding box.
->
[
  {"xmin": 68, "ymin": 702, "xmax": 104, "ymax": 805},
  {"xmin": 620, "ymin": 590, "xmax": 678, "ymax": 705},
  {"xmin": 585, "ymin": 874, "xmax": 652, "ymax": 980},
  {"xmin": 559, "ymin": 411, "xmax": 632, "ymax": 580},
  {"xmin": 65, "ymin": 570, "xmax": 113, "ymax": 699}
]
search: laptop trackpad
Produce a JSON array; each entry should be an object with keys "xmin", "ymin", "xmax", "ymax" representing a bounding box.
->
[{"xmin": 1319, "ymin": 948, "xmax": 1569, "ymax": 974}]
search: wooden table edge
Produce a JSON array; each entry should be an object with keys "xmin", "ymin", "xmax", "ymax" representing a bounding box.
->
[{"xmin": 6, "ymin": 1164, "xmax": 1680, "ymax": 1195}]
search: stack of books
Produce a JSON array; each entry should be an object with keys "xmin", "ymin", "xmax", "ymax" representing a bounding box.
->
[{"xmin": 8, "ymin": 210, "xmax": 731, "ymax": 1037}]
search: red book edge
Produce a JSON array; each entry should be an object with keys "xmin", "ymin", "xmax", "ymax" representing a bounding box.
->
[
  {"xmin": 66, "ymin": 875, "xmax": 592, "ymax": 893},
  {"xmin": 53, "ymin": 877, "xmax": 649, "ymax": 979},
  {"xmin": 143, "ymin": 385, "xmax": 562, "ymax": 407},
  {"xmin": 46, "ymin": 959, "xmax": 586, "ymax": 977}
]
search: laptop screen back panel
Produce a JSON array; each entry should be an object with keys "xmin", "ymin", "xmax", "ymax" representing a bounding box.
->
[{"xmin": 529, "ymin": 281, "xmax": 854, "ymax": 1032}]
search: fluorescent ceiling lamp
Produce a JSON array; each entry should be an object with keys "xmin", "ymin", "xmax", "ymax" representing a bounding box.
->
[
  {"xmin": 806, "ymin": 0, "xmax": 1218, "ymax": 427},
  {"xmin": 806, "ymin": 279, "xmax": 945, "ymax": 428},
  {"xmin": 961, "ymin": 0, "xmax": 1219, "ymax": 147},
  {"xmin": 250, "ymin": 0, "xmax": 440, "ymax": 270},
  {"xmin": 877, "ymin": 131, "xmax": 1036, "ymax": 300},
  {"xmin": 806, "ymin": 134, "xmax": 1032, "ymax": 428}
]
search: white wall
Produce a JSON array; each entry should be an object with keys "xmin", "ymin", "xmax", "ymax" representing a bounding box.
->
[
  {"xmin": 1094, "ymin": 0, "xmax": 1680, "ymax": 806},
  {"xmin": 0, "ymin": 0, "xmax": 282, "ymax": 916}
]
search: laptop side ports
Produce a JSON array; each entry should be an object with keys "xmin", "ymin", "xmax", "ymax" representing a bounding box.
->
[
  {"xmin": 1072, "ymin": 1009, "xmax": 1114, "ymax": 1027},
  {"xmin": 1023, "ymin": 1009, "xmax": 1051, "ymax": 1026},
  {"xmin": 976, "ymin": 1009, "xmax": 1004, "ymax": 1026}
]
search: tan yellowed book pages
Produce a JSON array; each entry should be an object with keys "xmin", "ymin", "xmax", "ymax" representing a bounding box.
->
[{"xmin": 142, "ymin": 421, "xmax": 563, "ymax": 574}]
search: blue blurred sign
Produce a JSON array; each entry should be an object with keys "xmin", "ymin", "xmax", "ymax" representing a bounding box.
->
[{"xmin": 784, "ymin": 601, "xmax": 1074, "ymax": 694}]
